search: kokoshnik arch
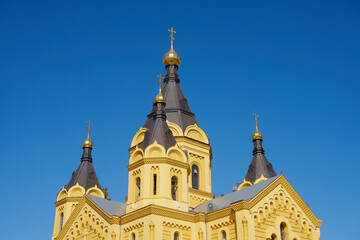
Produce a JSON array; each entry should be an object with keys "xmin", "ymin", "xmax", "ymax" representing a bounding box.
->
[{"xmin": 52, "ymin": 28, "xmax": 322, "ymax": 240}]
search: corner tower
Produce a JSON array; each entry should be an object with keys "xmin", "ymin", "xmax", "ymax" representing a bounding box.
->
[
  {"xmin": 237, "ymin": 113, "xmax": 277, "ymax": 190},
  {"xmin": 52, "ymin": 122, "xmax": 108, "ymax": 240},
  {"xmin": 130, "ymin": 29, "xmax": 214, "ymax": 210}
]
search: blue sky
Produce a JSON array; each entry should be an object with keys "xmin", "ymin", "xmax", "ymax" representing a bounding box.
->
[{"xmin": 1, "ymin": 0, "xmax": 359, "ymax": 239}]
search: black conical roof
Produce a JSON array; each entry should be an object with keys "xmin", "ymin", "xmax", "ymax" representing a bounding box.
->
[
  {"xmin": 65, "ymin": 147, "xmax": 106, "ymax": 194},
  {"xmin": 144, "ymin": 64, "xmax": 197, "ymax": 131},
  {"xmin": 141, "ymin": 98, "xmax": 177, "ymax": 151},
  {"xmin": 244, "ymin": 139, "xmax": 277, "ymax": 184}
]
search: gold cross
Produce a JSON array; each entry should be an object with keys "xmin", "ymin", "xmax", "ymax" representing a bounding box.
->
[
  {"xmin": 168, "ymin": 27, "xmax": 176, "ymax": 44},
  {"xmin": 86, "ymin": 120, "xmax": 93, "ymax": 135},
  {"xmin": 253, "ymin": 112, "xmax": 259, "ymax": 128},
  {"xmin": 157, "ymin": 73, "xmax": 164, "ymax": 90}
]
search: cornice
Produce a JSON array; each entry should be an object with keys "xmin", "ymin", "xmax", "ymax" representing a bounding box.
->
[
  {"xmin": 55, "ymin": 197, "xmax": 82, "ymax": 207},
  {"xmin": 121, "ymin": 204, "xmax": 205, "ymax": 225},
  {"xmin": 174, "ymin": 136, "xmax": 211, "ymax": 150},
  {"xmin": 127, "ymin": 157, "xmax": 190, "ymax": 171},
  {"xmin": 188, "ymin": 188, "xmax": 215, "ymax": 199}
]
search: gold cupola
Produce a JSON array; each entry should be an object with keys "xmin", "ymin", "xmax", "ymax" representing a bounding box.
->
[
  {"xmin": 162, "ymin": 27, "xmax": 181, "ymax": 66},
  {"xmin": 252, "ymin": 112, "xmax": 263, "ymax": 140},
  {"xmin": 154, "ymin": 73, "xmax": 166, "ymax": 104},
  {"xmin": 83, "ymin": 121, "xmax": 94, "ymax": 148}
]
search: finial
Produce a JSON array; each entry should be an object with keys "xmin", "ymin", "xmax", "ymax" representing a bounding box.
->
[
  {"xmin": 253, "ymin": 112, "xmax": 259, "ymax": 129},
  {"xmin": 252, "ymin": 112, "xmax": 263, "ymax": 140},
  {"xmin": 168, "ymin": 27, "xmax": 176, "ymax": 45},
  {"xmin": 163, "ymin": 28, "xmax": 181, "ymax": 66},
  {"xmin": 83, "ymin": 120, "xmax": 94, "ymax": 148},
  {"xmin": 154, "ymin": 74, "xmax": 166, "ymax": 104},
  {"xmin": 157, "ymin": 73, "xmax": 164, "ymax": 92}
]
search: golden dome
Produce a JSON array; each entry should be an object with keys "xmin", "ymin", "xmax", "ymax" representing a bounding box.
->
[
  {"xmin": 252, "ymin": 128, "xmax": 263, "ymax": 140},
  {"xmin": 154, "ymin": 90, "xmax": 166, "ymax": 104},
  {"xmin": 83, "ymin": 135, "xmax": 93, "ymax": 148},
  {"xmin": 162, "ymin": 43, "xmax": 181, "ymax": 66}
]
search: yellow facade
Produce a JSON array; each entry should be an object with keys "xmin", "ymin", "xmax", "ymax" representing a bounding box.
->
[{"xmin": 52, "ymin": 36, "xmax": 322, "ymax": 240}]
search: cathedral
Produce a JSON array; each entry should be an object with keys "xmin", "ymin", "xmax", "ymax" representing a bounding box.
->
[{"xmin": 52, "ymin": 29, "xmax": 322, "ymax": 240}]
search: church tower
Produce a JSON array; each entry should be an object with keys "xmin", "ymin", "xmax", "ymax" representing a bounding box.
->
[
  {"xmin": 52, "ymin": 123, "xmax": 108, "ymax": 240},
  {"xmin": 128, "ymin": 28, "xmax": 214, "ymax": 212}
]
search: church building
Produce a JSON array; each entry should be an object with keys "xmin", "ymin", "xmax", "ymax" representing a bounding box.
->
[{"xmin": 52, "ymin": 29, "xmax": 322, "ymax": 240}]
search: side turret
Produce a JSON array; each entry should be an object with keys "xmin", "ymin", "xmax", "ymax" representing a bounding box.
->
[{"xmin": 51, "ymin": 122, "xmax": 107, "ymax": 239}]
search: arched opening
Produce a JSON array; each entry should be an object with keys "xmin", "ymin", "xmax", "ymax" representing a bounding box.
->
[
  {"xmin": 153, "ymin": 174, "xmax": 157, "ymax": 195},
  {"xmin": 171, "ymin": 176, "xmax": 178, "ymax": 201},
  {"xmin": 221, "ymin": 231, "xmax": 227, "ymax": 240},
  {"xmin": 271, "ymin": 234, "xmax": 277, "ymax": 240},
  {"xmin": 131, "ymin": 233, "xmax": 136, "ymax": 240},
  {"xmin": 207, "ymin": 203, "xmax": 213, "ymax": 212},
  {"xmin": 174, "ymin": 232, "xmax": 179, "ymax": 240},
  {"xmin": 59, "ymin": 212, "xmax": 64, "ymax": 232},
  {"xmin": 280, "ymin": 222, "xmax": 288, "ymax": 240},
  {"xmin": 135, "ymin": 177, "xmax": 141, "ymax": 200},
  {"xmin": 191, "ymin": 164, "xmax": 199, "ymax": 189}
]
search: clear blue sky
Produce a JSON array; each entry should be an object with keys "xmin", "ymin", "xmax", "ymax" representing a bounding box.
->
[{"xmin": 1, "ymin": 0, "xmax": 359, "ymax": 239}]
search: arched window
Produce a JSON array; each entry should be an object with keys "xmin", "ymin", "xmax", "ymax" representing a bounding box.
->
[
  {"xmin": 153, "ymin": 174, "xmax": 157, "ymax": 195},
  {"xmin": 171, "ymin": 176, "xmax": 178, "ymax": 201},
  {"xmin": 221, "ymin": 231, "xmax": 227, "ymax": 240},
  {"xmin": 207, "ymin": 203, "xmax": 213, "ymax": 212},
  {"xmin": 135, "ymin": 177, "xmax": 141, "ymax": 200},
  {"xmin": 271, "ymin": 234, "xmax": 277, "ymax": 240},
  {"xmin": 59, "ymin": 212, "xmax": 64, "ymax": 232},
  {"xmin": 132, "ymin": 233, "xmax": 136, "ymax": 240},
  {"xmin": 174, "ymin": 232, "xmax": 179, "ymax": 240},
  {"xmin": 280, "ymin": 222, "xmax": 288, "ymax": 240},
  {"xmin": 192, "ymin": 165, "xmax": 199, "ymax": 189}
]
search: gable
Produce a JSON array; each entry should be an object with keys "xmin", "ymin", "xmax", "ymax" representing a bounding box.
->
[
  {"xmin": 247, "ymin": 175, "xmax": 322, "ymax": 229},
  {"xmin": 56, "ymin": 195, "xmax": 121, "ymax": 240}
]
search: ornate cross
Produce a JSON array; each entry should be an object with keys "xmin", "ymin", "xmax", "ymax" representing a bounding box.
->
[
  {"xmin": 157, "ymin": 73, "xmax": 164, "ymax": 90},
  {"xmin": 253, "ymin": 112, "xmax": 259, "ymax": 128},
  {"xmin": 168, "ymin": 27, "xmax": 176, "ymax": 44},
  {"xmin": 86, "ymin": 120, "xmax": 93, "ymax": 135}
]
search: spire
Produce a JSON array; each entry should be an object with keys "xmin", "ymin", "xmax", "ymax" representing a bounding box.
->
[
  {"xmin": 140, "ymin": 75, "xmax": 177, "ymax": 150},
  {"xmin": 244, "ymin": 113, "xmax": 276, "ymax": 184},
  {"xmin": 65, "ymin": 122, "xmax": 106, "ymax": 194},
  {"xmin": 144, "ymin": 28, "xmax": 197, "ymax": 131}
]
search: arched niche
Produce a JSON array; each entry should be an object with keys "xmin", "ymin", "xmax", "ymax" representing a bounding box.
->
[
  {"xmin": 167, "ymin": 146, "xmax": 186, "ymax": 162},
  {"xmin": 57, "ymin": 188, "xmax": 67, "ymax": 201},
  {"xmin": 68, "ymin": 184, "xmax": 85, "ymax": 197},
  {"xmin": 130, "ymin": 127, "xmax": 147, "ymax": 148},
  {"xmin": 237, "ymin": 180, "xmax": 252, "ymax": 190},
  {"xmin": 184, "ymin": 124, "xmax": 209, "ymax": 144},
  {"xmin": 86, "ymin": 186, "xmax": 105, "ymax": 198},
  {"xmin": 144, "ymin": 141, "xmax": 166, "ymax": 158},
  {"xmin": 129, "ymin": 148, "xmax": 144, "ymax": 164},
  {"xmin": 166, "ymin": 120, "xmax": 183, "ymax": 136}
]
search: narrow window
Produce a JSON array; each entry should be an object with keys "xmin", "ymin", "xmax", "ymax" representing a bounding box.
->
[
  {"xmin": 171, "ymin": 176, "xmax": 178, "ymax": 201},
  {"xmin": 222, "ymin": 231, "xmax": 227, "ymax": 240},
  {"xmin": 153, "ymin": 174, "xmax": 157, "ymax": 195},
  {"xmin": 191, "ymin": 165, "xmax": 199, "ymax": 189},
  {"xmin": 174, "ymin": 232, "xmax": 179, "ymax": 240},
  {"xmin": 135, "ymin": 177, "xmax": 141, "ymax": 200},
  {"xmin": 59, "ymin": 212, "xmax": 64, "ymax": 232},
  {"xmin": 280, "ymin": 223, "xmax": 287, "ymax": 240},
  {"xmin": 132, "ymin": 233, "xmax": 136, "ymax": 240},
  {"xmin": 271, "ymin": 234, "xmax": 277, "ymax": 240}
]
